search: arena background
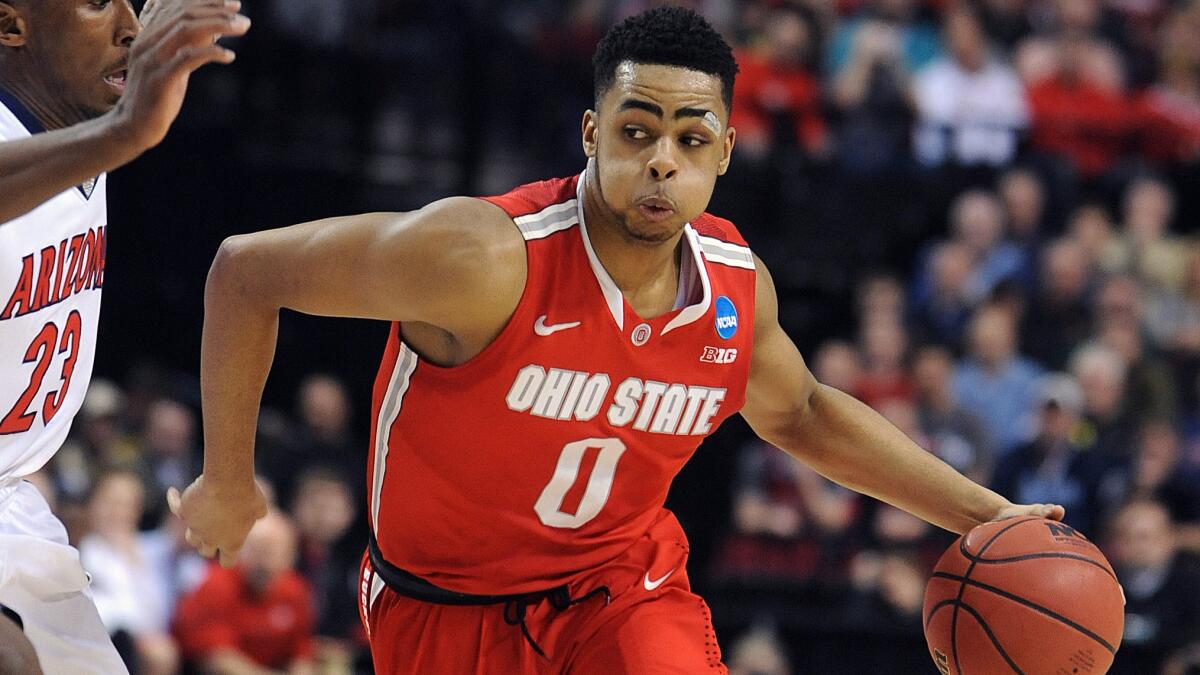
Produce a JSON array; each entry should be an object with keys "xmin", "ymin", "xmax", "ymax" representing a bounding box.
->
[{"xmin": 51, "ymin": 0, "xmax": 1200, "ymax": 672}]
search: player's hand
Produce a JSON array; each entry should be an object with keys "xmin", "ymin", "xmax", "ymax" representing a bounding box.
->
[
  {"xmin": 167, "ymin": 474, "xmax": 268, "ymax": 568},
  {"xmin": 108, "ymin": 0, "xmax": 251, "ymax": 153},
  {"xmin": 991, "ymin": 502, "xmax": 1066, "ymax": 522}
]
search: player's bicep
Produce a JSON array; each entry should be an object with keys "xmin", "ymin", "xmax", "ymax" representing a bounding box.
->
[
  {"xmin": 208, "ymin": 197, "xmax": 523, "ymax": 327},
  {"xmin": 741, "ymin": 256, "xmax": 819, "ymax": 447}
]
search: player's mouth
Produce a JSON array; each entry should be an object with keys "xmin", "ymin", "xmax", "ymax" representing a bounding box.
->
[
  {"xmin": 637, "ymin": 197, "xmax": 676, "ymax": 223},
  {"xmin": 103, "ymin": 69, "xmax": 128, "ymax": 95}
]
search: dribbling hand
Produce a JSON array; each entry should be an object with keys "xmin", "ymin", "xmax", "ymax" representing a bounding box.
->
[
  {"xmin": 167, "ymin": 475, "xmax": 269, "ymax": 568},
  {"xmin": 109, "ymin": 0, "xmax": 251, "ymax": 153}
]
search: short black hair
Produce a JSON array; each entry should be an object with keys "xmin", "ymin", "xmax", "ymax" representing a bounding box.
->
[{"xmin": 593, "ymin": 6, "xmax": 738, "ymax": 114}]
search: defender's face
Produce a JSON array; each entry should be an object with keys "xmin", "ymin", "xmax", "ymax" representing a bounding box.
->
[
  {"xmin": 21, "ymin": 0, "xmax": 140, "ymax": 119},
  {"xmin": 584, "ymin": 62, "xmax": 735, "ymax": 243}
]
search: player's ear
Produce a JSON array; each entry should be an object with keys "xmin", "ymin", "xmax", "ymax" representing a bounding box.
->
[
  {"xmin": 717, "ymin": 125, "xmax": 736, "ymax": 176},
  {"xmin": 582, "ymin": 109, "xmax": 598, "ymax": 159},
  {"xmin": 0, "ymin": 3, "xmax": 27, "ymax": 48}
]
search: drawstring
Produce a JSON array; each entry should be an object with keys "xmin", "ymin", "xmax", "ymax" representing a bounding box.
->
[{"xmin": 502, "ymin": 585, "xmax": 612, "ymax": 660}]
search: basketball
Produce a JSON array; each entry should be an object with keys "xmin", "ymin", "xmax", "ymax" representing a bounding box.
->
[{"xmin": 923, "ymin": 517, "xmax": 1125, "ymax": 674}]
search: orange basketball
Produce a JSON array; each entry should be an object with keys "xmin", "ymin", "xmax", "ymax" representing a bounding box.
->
[{"xmin": 923, "ymin": 517, "xmax": 1125, "ymax": 674}]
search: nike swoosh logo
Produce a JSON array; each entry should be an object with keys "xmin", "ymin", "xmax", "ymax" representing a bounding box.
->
[
  {"xmin": 534, "ymin": 315, "xmax": 581, "ymax": 336},
  {"xmin": 643, "ymin": 568, "xmax": 676, "ymax": 591}
]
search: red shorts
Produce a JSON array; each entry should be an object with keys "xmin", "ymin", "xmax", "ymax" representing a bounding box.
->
[{"xmin": 358, "ymin": 510, "xmax": 728, "ymax": 674}]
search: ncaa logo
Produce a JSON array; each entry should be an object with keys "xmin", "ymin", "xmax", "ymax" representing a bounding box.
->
[{"xmin": 715, "ymin": 295, "xmax": 738, "ymax": 339}]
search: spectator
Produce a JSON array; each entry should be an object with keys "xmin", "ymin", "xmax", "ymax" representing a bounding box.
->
[
  {"xmin": 174, "ymin": 510, "xmax": 317, "ymax": 675},
  {"xmin": 955, "ymin": 190, "xmax": 1030, "ymax": 301},
  {"xmin": 727, "ymin": 622, "xmax": 790, "ymax": 675},
  {"xmin": 856, "ymin": 315, "xmax": 915, "ymax": 407},
  {"xmin": 136, "ymin": 399, "xmax": 201, "ymax": 529},
  {"xmin": 911, "ymin": 241, "xmax": 974, "ymax": 348},
  {"xmin": 912, "ymin": 7, "xmax": 1028, "ymax": 168},
  {"xmin": 259, "ymin": 374, "xmax": 362, "ymax": 509},
  {"xmin": 829, "ymin": 0, "xmax": 938, "ymax": 174},
  {"xmin": 856, "ymin": 273, "xmax": 907, "ymax": 322},
  {"xmin": 79, "ymin": 469, "xmax": 179, "ymax": 675},
  {"xmin": 812, "ymin": 339, "xmax": 864, "ymax": 396},
  {"xmin": 1067, "ymin": 202, "xmax": 1126, "ymax": 276},
  {"xmin": 997, "ymin": 167, "xmax": 1048, "ymax": 255},
  {"xmin": 1137, "ymin": 5, "xmax": 1200, "ymax": 165},
  {"xmin": 1119, "ymin": 176, "xmax": 1191, "ymax": 293},
  {"xmin": 719, "ymin": 439, "xmax": 860, "ymax": 583},
  {"xmin": 1024, "ymin": 237, "xmax": 1094, "ymax": 370},
  {"xmin": 912, "ymin": 345, "xmax": 993, "ymax": 483},
  {"xmin": 730, "ymin": 4, "xmax": 828, "ymax": 160},
  {"xmin": 991, "ymin": 373, "xmax": 1109, "ymax": 533},
  {"xmin": 954, "ymin": 304, "xmax": 1043, "ymax": 454},
  {"xmin": 1098, "ymin": 318, "xmax": 1178, "ymax": 424},
  {"xmin": 1147, "ymin": 250, "xmax": 1200, "ymax": 357},
  {"xmin": 1103, "ymin": 422, "xmax": 1200, "ymax": 552},
  {"xmin": 1023, "ymin": 34, "xmax": 1136, "ymax": 179},
  {"xmin": 1071, "ymin": 343, "xmax": 1137, "ymax": 460},
  {"xmin": 1107, "ymin": 500, "xmax": 1200, "ymax": 675},
  {"xmin": 290, "ymin": 468, "xmax": 363, "ymax": 665}
]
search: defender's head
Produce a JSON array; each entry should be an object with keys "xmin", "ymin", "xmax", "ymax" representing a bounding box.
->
[
  {"xmin": 0, "ymin": 0, "xmax": 140, "ymax": 125},
  {"xmin": 583, "ymin": 6, "xmax": 738, "ymax": 243}
]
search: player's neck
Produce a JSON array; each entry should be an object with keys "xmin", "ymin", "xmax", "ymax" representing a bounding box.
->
[
  {"xmin": 580, "ymin": 169, "xmax": 683, "ymax": 301},
  {"xmin": 0, "ymin": 69, "xmax": 86, "ymax": 131}
]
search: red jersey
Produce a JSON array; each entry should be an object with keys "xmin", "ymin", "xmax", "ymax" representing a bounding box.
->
[
  {"xmin": 174, "ymin": 566, "xmax": 316, "ymax": 669},
  {"xmin": 366, "ymin": 174, "xmax": 756, "ymax": 597}
]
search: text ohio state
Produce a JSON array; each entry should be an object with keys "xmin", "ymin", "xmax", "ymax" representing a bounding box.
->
[{"xmin": 505, "ymin": 365, "xmax": 726, "ymax": 435}]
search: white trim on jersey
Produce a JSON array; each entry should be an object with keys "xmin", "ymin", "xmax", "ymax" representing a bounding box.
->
[
  {"xmin": 514, "ymin": 200, "xmax": 579, "ymax": 241},
  {"xmin": 661, "ymin": 225, "xmax": 713, "ymax": 336},
  {"xmin": 370, "ymin": 343, "xmax": 418, "ymax": 535},
  {"xmin": 697, "ymin": 234, "xmax": 755, "ymax": 270},
  {"xmin": 575, "ymin": 176, "xmax": 627, "ymax": 331}
]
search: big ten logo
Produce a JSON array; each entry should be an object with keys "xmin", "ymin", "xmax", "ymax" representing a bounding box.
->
[
  {"xmin": 934, "ymin": 649, "xmax": 951, "ymax": 675},
  {"xmin": 700, "ymin": 346, "xmax": 737, "ymax": 364}
]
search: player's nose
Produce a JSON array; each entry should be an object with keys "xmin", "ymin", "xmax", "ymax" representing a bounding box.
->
[
  {"xmin": 647, "ymin": 138, "xmax": 679, "ymax": 181},
  {"xmin": 115, "ymin": 0, "xmax": 140, "ymax": 45}
]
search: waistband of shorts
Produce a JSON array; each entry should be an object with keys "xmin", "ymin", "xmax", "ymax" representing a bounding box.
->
[{"xmin": 367, "ymin": 532, "xmax": 568, "ymax": 606}]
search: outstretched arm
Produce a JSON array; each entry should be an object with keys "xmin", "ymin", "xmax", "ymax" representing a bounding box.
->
[
  {"xmin": 0, "ymin": 0, "xmax": 249, "ymax": 223},
  {"xmin": 740, "ymin": 256, "xmax": 1061, "ymax": 535},
  {"xmin": 170, "ymin": 197, "xmax": 526, "ymax": 565}
]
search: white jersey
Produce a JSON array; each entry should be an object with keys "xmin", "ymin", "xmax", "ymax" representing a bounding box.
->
[{"xmin": 0, "ymin": 92, "xmax": 106, "ymax": 479}]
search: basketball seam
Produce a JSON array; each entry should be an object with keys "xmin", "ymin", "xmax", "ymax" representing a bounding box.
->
[
  {"xmin": 950, "ymin": 517, "xmax": 1039, "ymax": 675},
  {"xmin": 931, "ymin": 571, "xmax": 1117, "ymax": 655},
  {"xmin": 959, "ymin": 551, "xmax": 1118, "ymax": 582},
  {"xmin": 955, "ymin": 602, "xmax": 1025, "ymax": 674}
]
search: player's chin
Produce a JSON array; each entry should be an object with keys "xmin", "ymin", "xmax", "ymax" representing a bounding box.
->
[{"xmin": 625, "ymin": 219, "xmax": 682, "ymax": 244}]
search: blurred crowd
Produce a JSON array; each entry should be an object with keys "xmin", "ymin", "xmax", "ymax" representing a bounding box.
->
[
  {"xmin": 27, "ymin": 373, "xmax": 369, "ymax": 674},
  {"xmin": 55, "ymin": 0, "xmax": 1200, "ymax": 673}
]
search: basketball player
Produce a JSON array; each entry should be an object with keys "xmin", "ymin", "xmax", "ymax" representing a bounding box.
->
[
  {"xmin": 171, "ymin": 7, "xmax": 1065, "ymax": 672},
  {"xmin": 0, "ymin": 0, "xmax": 249, "ymax": 671}
]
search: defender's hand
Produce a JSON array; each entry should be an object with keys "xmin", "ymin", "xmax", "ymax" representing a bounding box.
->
[
  {"xmin": 992, "ymin": 502, "xmax": 1066, "ymax": 522},
  {"xmin": 167, "ymin": 475, "xmax": 268, "ymax": 568},
  {"xmin": 110, "ymin": 0, "xmax": 251, "ymax": 153}
]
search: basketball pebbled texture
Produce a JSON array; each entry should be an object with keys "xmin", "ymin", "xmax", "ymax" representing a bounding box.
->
[{"xmin": 923, "ymin": 517, "xmax": 1125, "ymax": 675}]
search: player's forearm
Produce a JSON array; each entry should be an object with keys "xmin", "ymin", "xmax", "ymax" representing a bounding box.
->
[
  {"xmin": 200, "ymin": 239, "xmax": 280, "ymax": 492},
  {"xmin": 779, "ymin": 383, "xmax": 1011, "ymax": 534},
  {"xmin": 0, "ymin": 113, "xmax": 140, "ymax": 223}
]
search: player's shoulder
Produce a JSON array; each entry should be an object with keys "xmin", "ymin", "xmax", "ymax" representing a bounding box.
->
[
  {"xmin": 477, "ymin": 175, "xmax": 578, "ymax": 219},
  {"xmin": 0, "ymin": 91, "xmax": 38, "ymax": 142},
  {"xmin": 690, "ymin": 212, "xmax": 756, "ymax": 273},
  {"xmin": 691, "ymin": 212, "xmax": 751, "ymax": 248}
]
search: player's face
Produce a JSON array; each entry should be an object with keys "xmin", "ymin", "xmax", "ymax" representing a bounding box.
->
[
  {"xmin": 584, "ymin": 62, "xmax": 736, "ymax": 243},
  {"xmin": 20, "ymin": 0, "xmax": 140, "ymax": 119}
]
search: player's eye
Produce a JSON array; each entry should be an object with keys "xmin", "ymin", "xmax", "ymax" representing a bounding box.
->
[
  {"xmin": 89, "ymin": 0, "xmax": 112, "ymax": 7},
  {"xmin": 623, "ymin": 127, "xmax": 649, "ymax": 141},
  {"xmin": 681, "ymin": 135, "xmax": 708, "ymax": 147}
]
